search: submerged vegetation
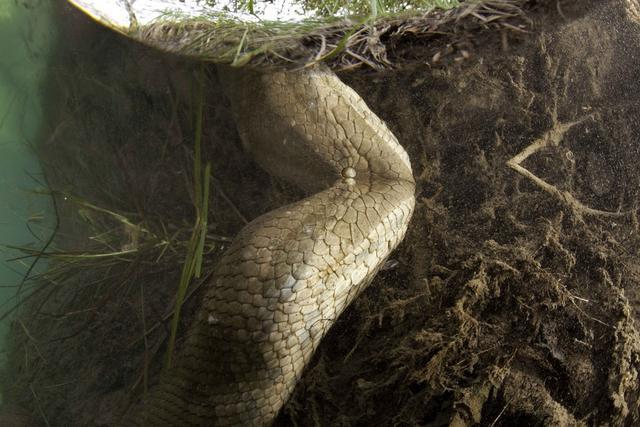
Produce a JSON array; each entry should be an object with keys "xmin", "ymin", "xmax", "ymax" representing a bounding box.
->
[
  {"xmin": 204, "ymin": 0, "xmax": 459, "ymax": 17},
  {"xmin": 1, "ymin": 48, "xmax": 242, "ymax": 422}
]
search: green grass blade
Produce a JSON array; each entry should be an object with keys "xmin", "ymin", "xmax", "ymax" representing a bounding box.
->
[
  {"xmin": 193, "ymin": 66, "xmax": 205, "ymax": 208},
  {"xmin": 194, "ymin": 162, "xmax": 211, "ymax": 279},
  {"xmin": 164, "ymin": 69, "xmax": 209, "ymax": 371}
]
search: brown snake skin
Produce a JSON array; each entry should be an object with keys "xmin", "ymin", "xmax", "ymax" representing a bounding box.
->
[{"xmin": 123, "ymin": 66, "xmax": 416, "ymax": 426}]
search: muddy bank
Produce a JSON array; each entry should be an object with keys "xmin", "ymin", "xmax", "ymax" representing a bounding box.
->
[{"xmin": 2, "ymin": 0, "xmax": 640, "ymax": 425}]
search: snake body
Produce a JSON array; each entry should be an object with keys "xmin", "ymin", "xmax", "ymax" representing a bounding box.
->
[{"xmin": 124, "ymin": 66, "xmax": 415, "ymax": 426}]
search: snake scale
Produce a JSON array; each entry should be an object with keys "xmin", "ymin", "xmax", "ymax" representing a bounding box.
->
[{"xmin": 123, "ymin": 66, "xmax": 416, "ymax": 425}]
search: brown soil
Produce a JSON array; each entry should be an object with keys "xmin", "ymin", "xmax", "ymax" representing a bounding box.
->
[{"xmin": 3, "ymin": 0, "xmax": 640, "ymax": 426}]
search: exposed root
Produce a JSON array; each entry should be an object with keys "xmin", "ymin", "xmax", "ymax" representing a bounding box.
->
[{"xmin": 506, "ymin": 113, "xmax": 628, "ymax": 219}]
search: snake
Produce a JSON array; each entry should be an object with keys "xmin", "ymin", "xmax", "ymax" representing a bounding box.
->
[
  {"xmin": 66, "ymin": 2, "xmax": 416, "ymax": 425},
  {"xmin": 121, "ymin": 66, "xmax": 416, "ymax": 425}
]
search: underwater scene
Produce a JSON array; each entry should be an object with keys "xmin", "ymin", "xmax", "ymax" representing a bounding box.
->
[{"xmin": 1, "ymin": 0, "xmax": 640, "ymax": 426}]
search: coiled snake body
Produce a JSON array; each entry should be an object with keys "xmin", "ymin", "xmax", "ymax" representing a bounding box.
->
[{"xmin": 125, "ymin": 66, "xmax": 415, "ymax": 425}]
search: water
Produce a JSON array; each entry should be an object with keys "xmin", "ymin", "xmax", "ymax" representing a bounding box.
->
[{"xmin": 0, "ymin": 0, "xmax": 55, "ymax": 370}]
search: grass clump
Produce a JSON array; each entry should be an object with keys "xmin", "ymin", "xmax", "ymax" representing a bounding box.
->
[
  {"xmin": 203, "ymin": 0, "xmax": 459, "ymax": 17},
  {"xmin": 302, "ymin": 0, "xmax": 459, "ymax": 17},
  {"xmin": 140, "ymin": 0, "xmax": 531, "ymax": 70}
]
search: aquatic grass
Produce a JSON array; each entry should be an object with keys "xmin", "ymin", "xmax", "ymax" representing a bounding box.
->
[
  {"xmin": 1, "ymin": 30, "xmax": 238, "ymax": 417},
  {"xmin": 0, "ymin": 181, "xmax": 194, "ymax": 327},
  {"xmin": 164, "ymin": 68, "xmax": 212, "ymax": 371}
]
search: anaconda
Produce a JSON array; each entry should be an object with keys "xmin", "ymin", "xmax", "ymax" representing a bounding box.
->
[{"xmin": 68, "ymin": 2, "xmax": 417, "ymax": 425}]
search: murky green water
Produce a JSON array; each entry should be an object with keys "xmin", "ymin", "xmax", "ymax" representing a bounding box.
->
[{"xmin": 0, "ymin": 1, "xmax": 55, "ymax": 368}]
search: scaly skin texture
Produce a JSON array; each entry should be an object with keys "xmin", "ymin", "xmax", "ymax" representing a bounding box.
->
[{"xmin": 123, "ymin": 66, "xmax": 415, "ymax": 426}]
